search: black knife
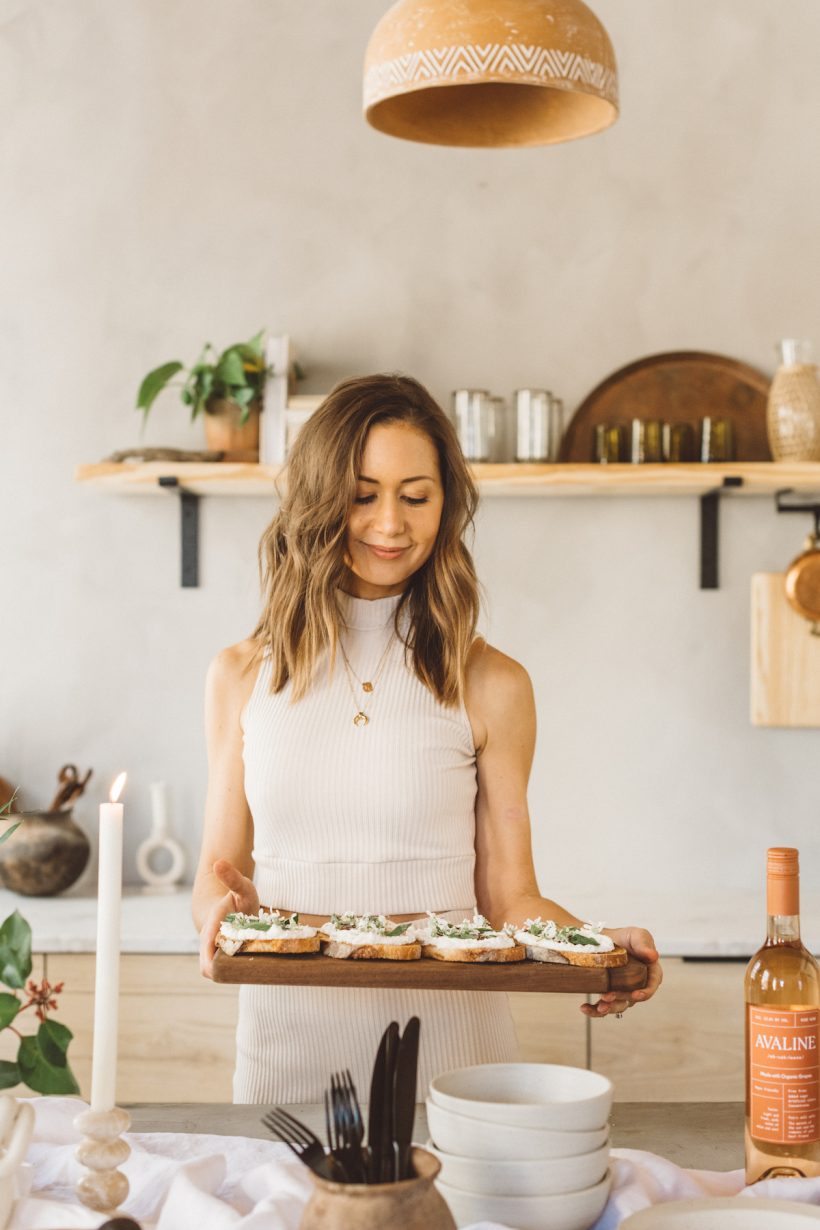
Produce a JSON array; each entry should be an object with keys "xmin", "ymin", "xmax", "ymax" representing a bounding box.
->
[
  {"xmin": 367, "ymin": 1020, "xmax": 398, "ymax": 1183},
  {"xmin": 379, "ymin": 1021, "xmax": 401, "ymax": 1182},
  {"xmin": 392, "ymin": 1016, "xmax": 421, "ymax": 1180}
]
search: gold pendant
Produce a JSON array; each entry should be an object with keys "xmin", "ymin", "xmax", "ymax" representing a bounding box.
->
[
  {"xmin": 353, "ymin": 711, "xmax": 369, "ymax": 727},
  {"xmin": 362, "ymin": 681, "xmax": 374, "ymax": 693}
]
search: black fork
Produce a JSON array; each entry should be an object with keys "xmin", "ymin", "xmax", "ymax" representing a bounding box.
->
[
  {"xmin": 261, "ymin": 1106, "xmax": 347, "ymax": 1182},
  {"xmin": 330, "ymin": 1069, "xmax": 368, "ymax": 1183}
]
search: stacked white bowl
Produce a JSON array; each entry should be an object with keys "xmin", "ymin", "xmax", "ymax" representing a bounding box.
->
[{"xmin": 426, "ymin": 1063, "xmax": 613, "ymax": 1230}]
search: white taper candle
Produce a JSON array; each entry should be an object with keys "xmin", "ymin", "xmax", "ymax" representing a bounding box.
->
[{"xmin": 90, "ymin": 771, "xmax": 126, "ymax": 1113}]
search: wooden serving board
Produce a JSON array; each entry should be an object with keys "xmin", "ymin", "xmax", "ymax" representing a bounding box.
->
[
  {"xmin": 212, "ymin": 951, "xmax": 648, "ymax": 993},
  {"xmin": 560, "ymin": 350, "xmax": 770, "ymax": 463}
]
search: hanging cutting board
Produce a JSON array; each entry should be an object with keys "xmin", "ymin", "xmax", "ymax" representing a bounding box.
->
[{"xmin": 751, "ymin": 574, "xmax": 820, "ymax": 726}]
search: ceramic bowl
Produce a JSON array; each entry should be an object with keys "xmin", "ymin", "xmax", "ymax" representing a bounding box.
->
[
  {"xmin": 436, "ymin": 1170, "xmax": 612, "ymax": 1230},
  {"xmin": 426, "ymin": 1099, "xmax": 609, "ymax": 1161},
  {"xmin": 426, "ymin": 1138, "xmax": 609, "ymax": 1196},
  {"xmin": 429, "ymin": 1063, "xmax": 613, "ymax": 1131}
]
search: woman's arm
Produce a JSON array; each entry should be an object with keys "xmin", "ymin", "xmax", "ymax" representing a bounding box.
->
[
  {"xmin": 193, "ymin": 640, "xmax": 260, "ymax": 977},
  {"xmin": 466, "ymin": 641, "xmax": 662, "ymax": 1017}
]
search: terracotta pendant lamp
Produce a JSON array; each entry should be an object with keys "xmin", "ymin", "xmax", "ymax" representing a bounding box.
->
[{"xmin": 363, "ymin": 0, "xmax": 619, "ymax": 148}]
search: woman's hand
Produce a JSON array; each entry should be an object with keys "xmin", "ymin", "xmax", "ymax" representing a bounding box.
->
[
  {"xmin": 199, "ymin": 859, "xmax": 259, "ymax": 979},
  {"xmin": 581, "ymin": 926, "xmax": 662, "ymax": 1019}
]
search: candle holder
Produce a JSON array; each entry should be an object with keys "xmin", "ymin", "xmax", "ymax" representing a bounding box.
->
[{"xmin": 74, "ymin": 1106, "xmax": 131, "ymax": 1216}]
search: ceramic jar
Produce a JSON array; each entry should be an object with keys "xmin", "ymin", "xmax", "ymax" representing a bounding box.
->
[
  {"xmin": 0, "ymin": 810, "xmax": 90, "ymax": 895},
  {"xmin": 767, "ymin": 339, "xmax": 820, "ymax": 461},
  {"xmin": 299, "ymin": 1147, "xmax": 455, "ymax": 1230}
]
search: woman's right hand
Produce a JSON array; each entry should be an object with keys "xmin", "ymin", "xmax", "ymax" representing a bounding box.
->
[{"xmin": 199, "ymin": 858, "xmax": 259, "ymax": 979}]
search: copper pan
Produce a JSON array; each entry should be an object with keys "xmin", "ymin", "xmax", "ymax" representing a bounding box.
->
[{"xmin": 784, "ymin": 514, "xmax": 820, "ymax": 630}]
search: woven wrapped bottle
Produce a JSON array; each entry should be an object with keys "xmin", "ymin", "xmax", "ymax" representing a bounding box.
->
[{"xmin": 767, "ymin": 339, "xmax": 820, "ymax": 461}]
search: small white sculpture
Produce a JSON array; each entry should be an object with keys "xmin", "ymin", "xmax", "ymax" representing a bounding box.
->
[
  {"xmin": 136, "ymin": 782, "xmax": 186, "ymax": 893},
  {"xmin": 0, "ymin": 1094, "xmax": 34, "ymax": 1230}
]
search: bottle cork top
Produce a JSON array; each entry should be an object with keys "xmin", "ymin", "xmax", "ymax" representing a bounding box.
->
[
  {"xmin": 768, "ymin": 847, "xmax": 799, "ymax": 876},
  {"xmin": 767, "ymin": 847, "xmax": 800, "ymax": 917}
]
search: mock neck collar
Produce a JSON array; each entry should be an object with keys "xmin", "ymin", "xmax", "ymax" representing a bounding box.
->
[{"xmin": 337, "ymin": 589, "xmax": 403, "ymax": 630}]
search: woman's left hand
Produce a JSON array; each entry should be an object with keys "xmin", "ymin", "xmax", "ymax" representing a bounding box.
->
[{"xmin": 581, "ymin": 926, "xmax": 662, "ymax": 1019}]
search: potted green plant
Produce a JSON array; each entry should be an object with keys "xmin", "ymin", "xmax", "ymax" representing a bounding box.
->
[{"xmin": 136, "ymin": 329, "xmax": 270, "ymax": 459}]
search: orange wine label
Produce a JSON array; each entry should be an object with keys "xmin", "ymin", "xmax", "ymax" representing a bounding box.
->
[{"xmin": 748, "ymin": 1006, "xmax": 820, "ymax": 1144}]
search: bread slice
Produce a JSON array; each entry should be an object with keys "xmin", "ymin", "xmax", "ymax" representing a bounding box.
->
[
  {"xmin": 216, "ymin": 932, "xmax": 320, "ymax": 956},
  {"xmin": 524, "ymin": 943, "xmax": 628, "ymax": 968},
  {"xmin": 424, "ymin": 942, "xmax": 526, "ymax": 964},
  {"xmin": 320, "ymin": 939, "xmax": 422, "ymax": 961}
]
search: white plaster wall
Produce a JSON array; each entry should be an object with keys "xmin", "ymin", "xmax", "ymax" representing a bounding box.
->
[{"xmin": 1, "ymin": 0, "xmax": 818, "ymax": 911}]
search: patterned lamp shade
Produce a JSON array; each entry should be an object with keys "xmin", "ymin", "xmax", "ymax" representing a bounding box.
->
[{"xmin": 363, "ymin": 0, "xmax": 619, "ymax": 148}]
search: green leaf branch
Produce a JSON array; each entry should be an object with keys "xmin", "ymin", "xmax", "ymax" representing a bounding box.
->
[{"xmin": 0, "ymin": 908, "xmax": 79, "ymax": 1096}]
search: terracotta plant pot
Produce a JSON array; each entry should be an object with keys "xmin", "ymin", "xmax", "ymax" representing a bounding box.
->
[
  {"xmin": 203, "ymin": 396, "xmax": 261, "ymax": 460},
  {"xmin": 0, "ymin": 810, "xmax": 90, "ymax": 896},
  {"xmin": 299, "ymin": 1147, "xmax": 455, "ymax": 1230}
]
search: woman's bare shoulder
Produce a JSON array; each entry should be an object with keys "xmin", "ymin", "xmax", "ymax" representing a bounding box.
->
[
  {"xmin": 206, "ymin": 639, "xmax": 260, "ymax": 703},
  {"xmin": 464, "ymin": 640, "xmax": 534, "ymax": 753},
  {"xmin": 466, "ymin": 637, "xmax": 532, "ymax": 699}
]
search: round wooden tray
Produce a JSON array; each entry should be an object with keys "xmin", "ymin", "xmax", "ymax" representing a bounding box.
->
[{"xmin": 559, "ymin": 351, "xmax": 771, "ymax": 463}]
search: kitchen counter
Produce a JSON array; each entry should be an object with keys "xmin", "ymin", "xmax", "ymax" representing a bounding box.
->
[
  {"xmin": 5, "ymin": 886, "xmax": 199, "ymax": 954},
  {"xmin": 6, "ymin": 885, "xmax": 819, "ymax": 958},
  {"xmin": 127, "ymin": 1101, "xmax": 746, "ymax": 1171}
]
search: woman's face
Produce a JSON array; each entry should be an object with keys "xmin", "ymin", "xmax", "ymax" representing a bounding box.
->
[{"xmin": 344, "ymin": 421, "xmax": 444, "ymax": 599}]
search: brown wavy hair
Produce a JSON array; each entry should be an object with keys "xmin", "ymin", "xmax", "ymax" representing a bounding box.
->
[{"xmin": 251, "ymin": 373, "xmax": 480, "ymax": 706}]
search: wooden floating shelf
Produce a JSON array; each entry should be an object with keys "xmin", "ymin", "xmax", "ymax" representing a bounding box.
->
[
  {"xmin": 211, "ymin": 950, "xmax": 648, "ymax": 993},
  {"xmin": 75, "ymin": 461, "xmax": 820, "ymax": 499}
]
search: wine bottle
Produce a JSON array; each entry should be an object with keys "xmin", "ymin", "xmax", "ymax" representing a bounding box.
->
[{"xmin": 745, "ymin": 847, "xmax": 820, "ymax": 1183}]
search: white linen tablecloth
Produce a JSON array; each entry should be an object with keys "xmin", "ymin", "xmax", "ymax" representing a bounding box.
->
[{"xmin": 14, "ymin": 1099, "xmax": 820, "ymax": 1229}]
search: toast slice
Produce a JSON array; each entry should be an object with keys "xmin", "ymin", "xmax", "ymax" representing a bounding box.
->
[
  {"xmin": 319, "ymin": 913, "xmax": 421, "ymax": 960},
  {"xmin": 419, "ymin": 912, "xmax": 524, "ymax": 963},
  {"xmin": 425, "ymin": 942, "xmax": 525, "ymax": 963},
  {"xmin": 515, "ymin": 919, "xmax": 628, "ymax": 968},
  {"xmin": 217, "ymin": 910, "xmax": 319, "ymax": 957},
  {"xmin": 523, "ymin": 943, "xmax": 628, "ymax": 968},
  {"xmin": 216, "ymin": 932, "xmax": 320, "ymax": 956},
  {"xmin": 320, "ymin": 939, "xmax": 422, "ymax": 961}
]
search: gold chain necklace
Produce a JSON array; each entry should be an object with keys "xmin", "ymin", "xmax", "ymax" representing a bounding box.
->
[{"xmin": 338, "ymin": 630, "xmax": 396, "ymax": 727}]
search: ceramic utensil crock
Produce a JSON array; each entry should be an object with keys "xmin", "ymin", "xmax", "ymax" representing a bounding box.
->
[{"xmin": 299, "ymin": 1145, "xmax": 455, "ymax": 1230}]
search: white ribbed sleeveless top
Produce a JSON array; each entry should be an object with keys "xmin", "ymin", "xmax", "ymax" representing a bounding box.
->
[
  {"xmin": 234, "ymin": 590, "xmax": 519, "ymax": 1104},
  {"xmin": 241, "ymin": 590, "xmax": 478, "ymax": 917}
]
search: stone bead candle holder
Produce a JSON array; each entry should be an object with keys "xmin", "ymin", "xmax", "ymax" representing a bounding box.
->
[{"xmin": 74, "ymin": 1106, "xmax": 131, "ymax": 1216}]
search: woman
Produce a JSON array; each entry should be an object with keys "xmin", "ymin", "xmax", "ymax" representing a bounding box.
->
[{"xmin": 193, "ymin": 373, "xmax": 662, "ymax": 1103}]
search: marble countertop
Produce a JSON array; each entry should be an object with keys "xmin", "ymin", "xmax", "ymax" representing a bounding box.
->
[
  {"xmin": 5, "ymin": 886, "xmax": 200, "ymax": 954},
  {"xmin": 127, "ymin": 1101, "xmax": 746, "ymax": 1171},
  {"xmin": 6, "ymin": 884, "xmax": 819, "ymax": 957}
]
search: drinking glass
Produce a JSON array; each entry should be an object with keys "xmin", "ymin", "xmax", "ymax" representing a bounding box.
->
[
  {"xmin": 700, "ymin": 417, "xmax": 735, "ymax": 462},
  {"xmin": 549, "ymin": 397, "xmax": 564, "ymax": 461},
  {"xmin": 663, "ymin": 422, "xmax": 696, "ymax": 462},
  {"xmin": 514, "ymin": 389, "xmax": 552, "ymax": 462},
  {"xmin": 593, "ymin": 424, "xmax": 626, "ymax": 463},
  {"xmin": 630, "ymin": 419, "xmax": 664, "ymax": 463},
  {"xmin": 452, "ymin": 389, "xmax": 493, "ymax": 461}
]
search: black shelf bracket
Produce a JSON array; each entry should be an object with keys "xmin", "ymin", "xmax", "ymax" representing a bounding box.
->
[
  {"xmin": 775, "ymin": 488, "xmax": 820, "ymax": 537},
  {"xmin": 158, "ymin": 476, "xmax": 200, "ymax": 588},
  {"xmin": 700, "ymin": 475, "xmax": 743, "ymax": 590}
]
